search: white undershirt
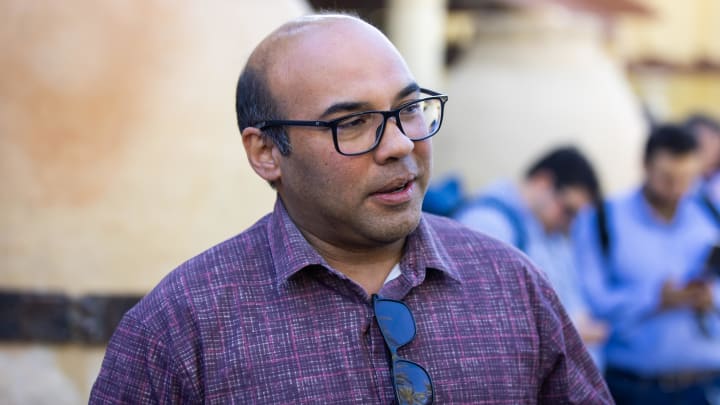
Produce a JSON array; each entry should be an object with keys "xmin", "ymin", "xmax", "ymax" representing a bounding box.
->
[{"xmin": 383, "ymin": 263, "xmax": 401, "ymax": 285}]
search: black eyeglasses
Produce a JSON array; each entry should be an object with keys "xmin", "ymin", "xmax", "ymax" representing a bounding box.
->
[
  {"xmin": 373, "ymin": 294, "xmax": 433, "ymax": 405},
  {"xmin": 253, "ymin": 88, "xmax": 448, "ymax": 156}
]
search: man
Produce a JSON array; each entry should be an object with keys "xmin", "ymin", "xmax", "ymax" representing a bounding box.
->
[
  {"xmin": 685, "ymin": 114, "xmax": 720, "ymax": 209},
  {"xmin": 454, "ymin": 147, "xmax": 609, "ymax": 366},
  {"xmin": 90, "ymin": 14, "xmax": 611, "ymax": 404},
  {"xmin": 573, "ymin": 125, "xmax": 720, "ymax": 404},
  {"xmin": 453, "ymin": 147, "xmax": 600, "ymax": 243}
]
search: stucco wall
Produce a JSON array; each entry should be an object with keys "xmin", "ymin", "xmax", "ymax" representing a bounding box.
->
[
  {"xmin": 434, "ymin": 7, "xmax": 647, "ymax": 195},
  {"xmin": 613, "ymin": 0, "xmax": 720, "ymax": 64},
  {"xmin": 0, "ymin": 1, "xmax": 308, "ymax": 402}
]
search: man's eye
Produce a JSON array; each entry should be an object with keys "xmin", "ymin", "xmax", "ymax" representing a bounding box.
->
[
  {"xmin": 338, "ymin": 117, "xmax": 368, "ymax": 129},
  {"xmin": 401, "ymin": 102, "xmax": 422, "ymax": 114}
]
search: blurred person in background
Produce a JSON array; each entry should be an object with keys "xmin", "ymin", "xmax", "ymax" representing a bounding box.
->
[
  {"xmin": 89, "ymin": 13, "xmax": 612, "ymax": 404},
  {"xmin": 573, "ymin": 124, "xmax": 720, "ymax": 404},
  {"xmin": 685, "ymin": 113, "xmax": 720, "ymax": 210},
  {"xmin": 454, "ymin": 147, "xmax": 609, "ymax": 368}
]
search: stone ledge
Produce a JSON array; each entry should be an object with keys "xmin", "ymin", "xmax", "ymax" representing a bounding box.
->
[{"xmin": 0, "ymin": 291, "xmax": 142, "ymax": 344}]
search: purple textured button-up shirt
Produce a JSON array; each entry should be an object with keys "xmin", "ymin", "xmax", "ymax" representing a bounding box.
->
[{"xmin": 90, "ymin": 198, "xmax": 612, "ymax": 404}]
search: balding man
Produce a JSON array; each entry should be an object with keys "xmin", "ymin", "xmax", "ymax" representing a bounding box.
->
[{"xmin": 90, "ymin": 14, "xmax": 612, "ymax": 404}]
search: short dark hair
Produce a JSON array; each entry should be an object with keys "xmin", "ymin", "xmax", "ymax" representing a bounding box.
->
[
  {"xmin": 643, "ymin": 124, "xmax": 698, "ymax": 164},
  {"xmin": 235, "ymin": 65, "xmax": 292, "ymax": 155},
  {"xmin": 684, "ymin": 113, "xmax": 720, "ymax": 136},
  {"xmin": 525, "ymin": 146, "xmax": 600, "ymax": 200}
]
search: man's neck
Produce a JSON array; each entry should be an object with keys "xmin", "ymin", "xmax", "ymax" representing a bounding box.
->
[
  {"xmin": 642, "ymin": 186, "xmax": 678, "ymax": 222},
  {"xmin": 301, "ymin": 232, "xmax": 405, "ymax": 295}
]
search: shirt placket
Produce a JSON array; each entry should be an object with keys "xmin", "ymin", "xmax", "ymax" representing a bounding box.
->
[{"xmin": 364, "ymin": 302, "xmax": 397, "ymax": 404}]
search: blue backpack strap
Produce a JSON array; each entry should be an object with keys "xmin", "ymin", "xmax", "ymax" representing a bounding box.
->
[
  {"xmin": 699, "ymin": 190, "xmax": 720, "ymax": 228},
  {"xmin": 595, "ymin": 200, "xmax": 612, "ymax": 260},
  {"xmin": 471, "ymin": 196, "xmax": 528, "ymax": 252},
  {"xmin": 593, "ymin": 199, "xmax": 620, "ymax": 286},
  {"xmin": 422, "ymin": 176, "xmax": 465, "ymax": 217}
]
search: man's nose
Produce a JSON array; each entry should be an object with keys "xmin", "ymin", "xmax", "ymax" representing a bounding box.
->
[{"xmin": 373, "ymin": 116, "xmax": 415, "ymax": 161}]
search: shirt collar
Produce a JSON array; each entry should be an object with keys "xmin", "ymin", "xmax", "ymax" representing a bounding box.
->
[
  {"xmin": 632, "ymin": 186, "xmax": 693, "ymax": 226},
  {"xmin": 400, "ymin": 214, "xmax": 463, "ymax": 284},
  {"xmin": 267, "ymin": 198, "xmax": 329, "ymax": 286},
  {"xmin": 267, "ymin": 197, "xmax": 463, "ymax": 287}
]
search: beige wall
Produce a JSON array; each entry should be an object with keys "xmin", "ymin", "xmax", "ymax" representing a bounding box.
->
[
  {"xmin": 613, "ymin": 0, "xmax": 720, "ymax": 64},
  {"xmin": 434, "ymin": 7, "xmax": 647, "ymax": 195},
  {"xmin": 1, "ymin": 1, "xmax": 308, "ymax": 295},
  {"xmin": 0, "ymin": 1, "xmax": 308, "ymax": 402},
  {"xmin": 387, "ymin": 0, "xmax": 448, "ymax": 90},
  {"xmin": 630, "ymin": 71, "xmax": 720, "ymax": 120},
  {"xmin": 611, "ymin": 0, "xmax": 720, "ymax": 120}
]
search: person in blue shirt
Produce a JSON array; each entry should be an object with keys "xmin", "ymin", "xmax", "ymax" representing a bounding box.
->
[
  {"xmin": 573, "ymin": 124, "xmax": 720, "ymax": 404},
  {"xmin": 454, "ymin": 147, "xmax": 609, "ymax": 366},
  {"xmin": 685, "ymin": 114, "xmax": 720, "ymax": 211}
]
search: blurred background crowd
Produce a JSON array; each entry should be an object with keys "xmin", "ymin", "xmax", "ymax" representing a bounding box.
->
[{"xmin": 1, "ymin": 0, "xmax": 719, "ymax": 403}]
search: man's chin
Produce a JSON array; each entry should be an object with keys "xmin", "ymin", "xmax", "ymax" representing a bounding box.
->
[{"xmin": 373, "ymin": 211, "xmax": 422, "ymax": 243}]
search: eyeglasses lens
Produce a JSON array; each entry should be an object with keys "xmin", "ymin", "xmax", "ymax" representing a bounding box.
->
[
  {"xmin": 394, "ymin": 360, "xmax": 433, "ymax": 405},
  {"xmin": 374, "ymin": 299, "xmax": 416, "ymax": 347},
  {"xmin": 336, "ymin": 98, "xmax": 443, "ymax": 155}
]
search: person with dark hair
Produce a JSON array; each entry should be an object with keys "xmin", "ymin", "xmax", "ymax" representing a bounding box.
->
[
  {"xmin": 458, "ymin": 147, "xmax": 601, "ymax": 239},
  {"xmin": 573, "ymin": 124, "xmax": 720, "ymax": 404},
  {"xmin": 685, "ymin": 114, "xmax": 720, "ymax": 179},
  {"xmin": 454, "ymin": 146, "xmax": 609, "ymax": 367},
  {"xmin": 90, "ymin": 13, "xmax": 612, "ymax": 404},
  {"xmin": 685, "ymin": 113, "xmax": 720, "ymax": 211}
]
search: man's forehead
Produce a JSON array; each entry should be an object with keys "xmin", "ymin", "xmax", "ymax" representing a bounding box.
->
[
  {"xmin": 652, "ymin": 150, "xmax": 698, "ymax": 162},
  {"xmin": 275, "ymin": 14, "xmax": 361, "ymax": 37},
  {"xmin": 254, "ymin": 15, "xmax": 376, "ymax": 64},
  {"xmin": 698, "ymin": 124, "xmax": 720, "ymax": 138},
  {"xmin": 253, "ymin": 15, "xmax": 412, "ymax": 114},
  {"xmin": 649, "ymin": 151, "xmax": 701, "ymax": 172},
  {"xmin": 560, "ymin": 186, "xmax": 592, "ymax": 203}
]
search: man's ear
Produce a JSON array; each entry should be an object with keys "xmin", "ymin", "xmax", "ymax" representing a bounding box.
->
[{"xmin": 241, "ymin": 127, "xmax": 282, "ymax": 183}]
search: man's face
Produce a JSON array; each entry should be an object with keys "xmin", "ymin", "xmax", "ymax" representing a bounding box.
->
[
  {"xmin": 695, "ymin": 124, "xmax": 720, "ymax": 176},
  {"xmin": 537, "ymin": 185, "xmax": 592, "ymax": 234},
  {"xmin": 267, "ymin": 20, "xmax": 433, "ymax": 250},
  {"xmin": 645, "ymin": 151, "xmax": 701, "ymax": 207}
]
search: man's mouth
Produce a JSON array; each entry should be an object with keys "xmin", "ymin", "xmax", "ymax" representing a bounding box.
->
[{"xmin": 373, "ymin": 178, "xmax": 414, "ymax": 195}]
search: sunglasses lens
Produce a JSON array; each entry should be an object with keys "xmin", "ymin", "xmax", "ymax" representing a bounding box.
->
[
  {"xmin": 393, "ymin": 360, "xmax": 433, "ymax": 405},
  {"xmin": 374, "ymin": 299, "xmax": 416, "ymax": 347}
]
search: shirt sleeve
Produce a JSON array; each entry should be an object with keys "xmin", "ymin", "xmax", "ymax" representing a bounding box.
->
[
  {"xmin": 571, "ymin": 208, "xmax": 661, "ymax": 329},
  {"xmin": 524, "ymin": 259, "xmax": 613, "ymax": 404},
  {"xmin": 89, "ymin": 313, "xmax": 200, "ymax": 404}
]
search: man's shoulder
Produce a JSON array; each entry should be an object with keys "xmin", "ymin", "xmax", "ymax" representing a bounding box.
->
[
  {"xmin": 607, "ymin": 188, "xmax": 638, "ymax": 207},
  {"xmin": 126, "ymin": 213, "xmax": 274, "ymax": 329},
  {"xmin": 421, "ymin": 213, "xmax": 541, "ymax": 277},
  {"xmin": 176, "ymin": 212, "xmax": 274, "ymax": 282},
  {"xmin": 422, "ymin": 213, "xmax": 561, "ymax": 316}
]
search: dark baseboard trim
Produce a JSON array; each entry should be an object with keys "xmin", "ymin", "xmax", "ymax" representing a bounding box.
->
[{"xmin": 0, "ymin": 290, "xmax": 142, "ymax": 345}]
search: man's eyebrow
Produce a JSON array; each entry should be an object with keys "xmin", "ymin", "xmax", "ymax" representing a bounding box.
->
[
  {"xmin": 319, "ymin": 101, "xmax": 371, "ymax": 119},
  {"xmin": 318, "ymin": 82, "xmax": 420, "ymax": 119},
  {"xmin": 396, "ymin": 82, "xmax": 420, "ymax": 100}
]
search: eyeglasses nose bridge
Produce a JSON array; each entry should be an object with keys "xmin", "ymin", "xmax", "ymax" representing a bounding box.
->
[{"xmin": 376, "ymin": 110, "xmax": 406, "ymax": 141}]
